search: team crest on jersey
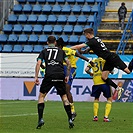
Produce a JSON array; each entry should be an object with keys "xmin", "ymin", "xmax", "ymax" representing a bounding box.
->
[{"xmin": 23, "ymin": 81, "xmax": 36, "ymax": 96}]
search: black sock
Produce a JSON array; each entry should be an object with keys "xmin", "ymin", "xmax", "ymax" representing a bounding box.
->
[
  {"xmin": 37, "ymin": 103, "xmax": 44, "ymax": 121},
  {"xmin": 104, "ymin": 78, "xmax": 117, "ymax": 89},
  {"xmin": 128, "ymin": 58, "xmax": 133, "ymax": 72},
  {"xmin": 64, "ymin": 105, "xmax": 72, "ymax": 120}
]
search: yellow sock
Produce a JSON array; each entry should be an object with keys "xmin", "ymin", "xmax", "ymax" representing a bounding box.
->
[
  {"xmin": 70, "ymin": 103, "xmax": 75, "ymax": 113},
  {"xmin": 93, "ymin": 100, "xmax": 99, "ymax": 117},
  {"xmin": 105, "ymin": 101, "xmax": 112, "ymax": 118}
]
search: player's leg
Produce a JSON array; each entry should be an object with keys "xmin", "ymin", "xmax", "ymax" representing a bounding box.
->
[
  {"xmin": 93, "ymin": 98, "xmax": 99, "ymax": 121},
  {"xmin": 104, "ymin": 97, "xmax": 112, "ymax": 122},
  {"xmin": 36, "ymin": 92, "xmax": 47, "ymax": 129},
  {"xmin": 128, "ymin": 58, "xmax": 133, "ymax": 72},
  {"xmin": 91, "ymin": 85, "xmax": 101, "ymax": 121},
  {"xmin": 61, "ymin": 94, "xmax": 74, "ymax": 128}
]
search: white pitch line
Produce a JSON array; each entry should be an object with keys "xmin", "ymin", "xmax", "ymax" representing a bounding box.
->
[
  {"xmin": 0, "ymin": 113, "xmax": 37, "ymax": 118},
  {"xmin": 0, "ymin": 101, "xmax": 36, "ymax": 105}
]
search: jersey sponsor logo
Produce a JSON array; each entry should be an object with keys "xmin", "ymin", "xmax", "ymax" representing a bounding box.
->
[
  {"xmin": 48, "ymin": 60, "xmax": 59, "ymax": 65},
  {"xmin": 23, "ymin": 81, "xmax": 36, "ymax": 96}
]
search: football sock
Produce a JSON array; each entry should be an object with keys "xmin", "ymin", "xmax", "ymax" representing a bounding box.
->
[
  {"xmin": 128, "ymin": 58, "xmax": 133, "ymax": 72},
  {"xmin": 64, "ymin": 105, "xmax": 72, "ymax": 120},
  {"xmin": 70, "ymin": 103, "xmax": 75, "ymax": 113},
  {"xmin": 93, "ymin": 100, "xmax": 99, "ymax": 117},
  {"xmin": 37, "ymin": 103, "xmax": 44, "ymax": 121},
  {"xmin": 104, "ymin": 78, "xmax": 117, "ymax": 89},
  {"xmin": 105, "ymin": 101, "xmax": 112, "ymax": 118}
]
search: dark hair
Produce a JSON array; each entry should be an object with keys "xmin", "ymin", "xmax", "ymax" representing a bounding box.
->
[
  {"xmin": 84, "ymin": 28, "xmax": 94, "ymax": 34},
  {"xmin": 56, "ymin": 37, "xmax": 64, "ymax": 47},
  {"xmin": 47, "ymin": 36, "xmax": 56, "ymax": 44},
  {"xmin": 121, "ymin": 2, "xmax": 125, "ymax": 6}
]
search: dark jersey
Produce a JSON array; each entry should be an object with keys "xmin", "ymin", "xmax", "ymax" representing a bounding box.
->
[
  {"xmin": 37, "ymin": 46, "xmax": 67, "ymax": 77},
  {"xmin": 85, "ymin": 37, "xmax": 112, "ymax": 59}
]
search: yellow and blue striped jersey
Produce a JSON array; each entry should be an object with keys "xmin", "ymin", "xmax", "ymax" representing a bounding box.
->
[
  {"xmin": 63, "ymin": 46, "xmax": 77, "ymax": 68},
  {"xmin": 88, "ymin": 57, "xmax": 106, "ymax": 85}
]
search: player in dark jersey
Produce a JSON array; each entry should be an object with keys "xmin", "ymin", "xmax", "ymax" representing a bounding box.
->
[
  {"xmin": 71, "ymin": 28, "xmax": 133, "ymax": 99},
  {"xmin": 35, "ymin": 36, "xmax": 74, "ymax": 129}
]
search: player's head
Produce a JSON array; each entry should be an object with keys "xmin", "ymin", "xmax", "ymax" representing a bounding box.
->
[
  {"xmin": 56, "ymin": 37, "xmax": 64, "ymax": 49},
  {"xmin": 121, "ymin": 2, "xmax": 125, "ymax": 6},
  {"xmin": 84, "ymin": 28, "xmax": 94, "ymax": 39},
  {"xmin": 47, "ymin": 36, "xmax": 56, "ymax": 45}
]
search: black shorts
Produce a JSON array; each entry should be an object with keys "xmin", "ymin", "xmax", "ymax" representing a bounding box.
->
[
  {"xmin": 40, "ymin": 74, "xmax": 66, "ymax": 96},
  {"xmin": 103, "ymin": 53, "xmax": 127, "ymax": 72}
]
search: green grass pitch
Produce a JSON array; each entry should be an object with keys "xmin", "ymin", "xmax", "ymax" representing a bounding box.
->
[{"xmin": 0, "ymin": 100, "xmax": 133, "ymax": 133}]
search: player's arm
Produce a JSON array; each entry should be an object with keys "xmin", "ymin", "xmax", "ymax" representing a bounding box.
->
[
  {"xmin": 78, "ymin": 47, "xmax": 90, "ymax": 54},
  {"xmin": 64, "ymin": 57, "xmax": 71, "ymax": 83},
  {"xmin": 35, "ymin": 59, "xmax": 42, "ymax": 85},
  {"xmin": 70, "ymin": 43, "xmax": 87, "ymax": 50},
  {"xmin": 85, "ymin": 65, "xmax": 93, "ymax": 77}
]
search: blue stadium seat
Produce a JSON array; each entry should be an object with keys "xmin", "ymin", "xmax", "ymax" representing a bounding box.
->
[
  {"xmin": 63, "ymin": 25, "xmax": 73, "ymax": 33},
  {"xmin": 87, "ymin": 15, "xmax": 94, "ymax": 23},
  {"xmin": 17, "ymin": 14, "xmax": 27, "ymax": 23},
  {"xmin": 69, "ymin": 35, "xmax": 78, "ymax": 43},
  {"xmin": 62, "ymin": 5, "xmax": 71, "ymax": 13},
  {"xmin": 76, "ymin": 0, "xmax": 85, "ymax": 3},
  {"xmin": 84, "ymin": 24, "xmax": 93, "ymax": 29},
  {"xmin": 13, "ymin": 4, "xmax": 23, "ymax": 13},
  {"xmin": 2, "ymin": 44, "xmax": 12, "ymax": 52},
  {"xmin": 82, "ymin": 5, "xmax": 91, "ymax": 13},
  {"xmin": 23, "ymin": 4, "xmax": 32, "ymax": 13},
  {"xmin": 17, "ymin": 0, "xmax": 26, "ymax": 3},
  {"xmin": 23, "ymin": 25, "xmax": 33, "ymax": 33},
  {"xmin": 60, "ymin": 35, "xmax": 68, "ymax": 43},
  {"xmin": 52, "ymin": 5, "xmax": 61, "ymax": 13},
  {"xmin": 56, "ymin": 0, "xmax": 65, "ymax": 3},
  {"xmin": 53, "ymin": 25, "xmax": 63, "ymax": 33},
  {"xmin": 73, "ymin": 25, "xmax": 83, "ymax": 34},
  {"xmin": 72, "ymin": 5, "xmax": 81, "ymax": 13},
  {"xmin": 38, "ymin": 35, "xmax": 47, "ymax": 43},
  {"xmin": 27, "ymin": 14, "xmax": 37, "ymax": 23},
  {"xmin": 27, "ymin": 0, "xmax": 36, "ymax": 3},
  {"xmin": 33, "ymin": 4, "xmax": 42, "ymax": 13},
  {"xmin": 57, "ymin": 15, "xmax": 67, "ymax": 23},
  {"xmin": 12, "ymin": 44, "xmax": 23, "ymax": 52},
  {"xmin": 33, "ymin": 45, "xmax": 43, "ymax": 52},
  {"xmin": 47, "ymin": 15, "xmax": 57, "ymax": 23},
  {"xmin": 3, "ymin": 24, "xmax": 13, "ymax": 33},
  {"xmin": 0, "ymin": 44, "xmax": 2, "ymax": 52},
  {"xmin": 37, "ymin": 0, "xmax": 46, "ymax": 3},
  {"xmin": 33, "ymin": 25, "xmax": 43, "ymax": 33},
  {"xmin": 22, "ymin": 45, "xmax": 33, "ymax": 53},
  {"xmin": 91, "ymin": 5, "xmax": 99, "ymax": 13},
  {"xmin": 13, "ymin": 24, "xmax": 23, "ymax": 33},
  {"xmin": 86, "ymin": 0, "xmax": 95, "ymax": 3},
  {"xmin": 18, "ymin": 34, "xmax": 28, "ymax": 43},
  {"xmin": 8, "ymin": 14, "xmax": 17, "ymax": 23},
  {"xmin": 28, "ymin": 34, "xmax": 38, "ymax": 43},
  {"xmin": 67, "ymin": 15, "xmax": 77, "ymax": 23},
  {"xmin": 66, "ymin": 0, "xmax": 75, "ymax": 3},
  {"xmin": 37, "ymin": 15, "xmax": 47, "ymax": 23},
  {"xmin": 46, "ymin": 0, "xmax": 55, "ymax": 3},
  {"xmin": 77, "ymin": 15, "xmax": 87, "ymax": 23},
  {"xmin": 79, "ymin": 35, "xmax": 86, "ymax": 43},
  {"xmin": 42, "ymin": 5, "xmax": 52, "ymax": 13},
  {"xmin": 43, "ymin": 25, "xmax": 53, "ymax": 33},
  {"xmin": 0, "ymin": 34, "xmax": 8, "ymax": 43},
  {"xmin": 8, "ymin": 34, "xmax": 18, "ymax": 43}
]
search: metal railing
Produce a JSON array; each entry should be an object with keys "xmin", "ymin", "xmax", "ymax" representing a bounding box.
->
[
  {"xmin": 0, "ymin": 0, "xmax": 14, "ymax": 30},
  {"xmin": 116, "ymin": 10, "xmax": 133, "ymax": 55}
]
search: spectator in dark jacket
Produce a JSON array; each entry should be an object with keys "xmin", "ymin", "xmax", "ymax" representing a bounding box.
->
[{"xmin": 118, "ymin": 2, "xmax": 127, "ymax": 30}]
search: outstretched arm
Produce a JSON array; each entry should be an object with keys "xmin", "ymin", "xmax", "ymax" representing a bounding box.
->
[{"xmin": 70, "ymin": 43, "xmax": 87, "ymax": 50}]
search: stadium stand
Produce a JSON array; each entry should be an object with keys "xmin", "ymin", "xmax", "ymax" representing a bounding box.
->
[{"xmin": 0, "ymin": 0, "xmax": 112, "ymax": 53}]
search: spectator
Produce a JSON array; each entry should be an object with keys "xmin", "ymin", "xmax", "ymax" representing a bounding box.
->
[{"xmin": 118, "ymin": 2, "xmax": 127, "ymax": 30}]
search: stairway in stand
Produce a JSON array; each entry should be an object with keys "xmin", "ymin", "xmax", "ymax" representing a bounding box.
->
[{"xmin": 97, "ymin": 0, "xmax": 133, "ymax": 54}]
